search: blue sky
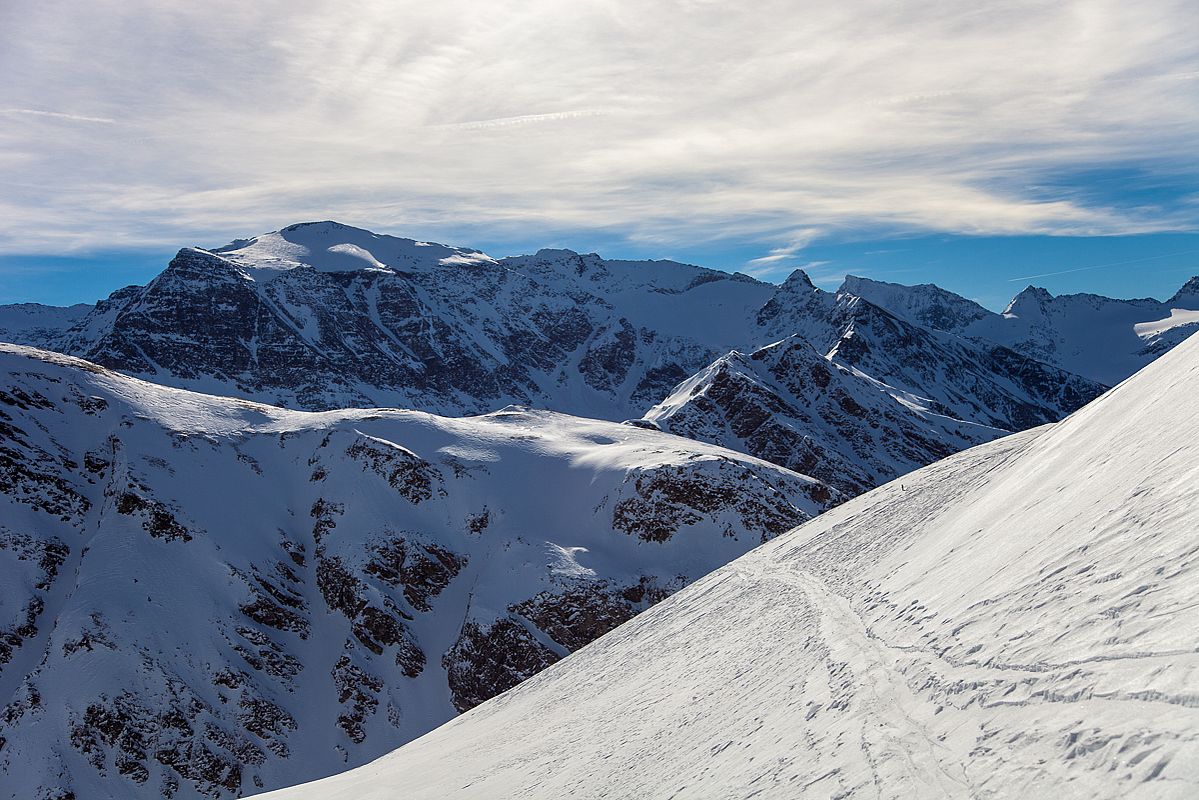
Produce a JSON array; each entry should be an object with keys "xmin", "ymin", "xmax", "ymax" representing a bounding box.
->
[
  {"xmin": 4, "ymin": 229, "xmax": 1198, "ymax": 311},
  {"xmin": 1, "ymin": 1, "xmax": 1196, "ymax": 308}
]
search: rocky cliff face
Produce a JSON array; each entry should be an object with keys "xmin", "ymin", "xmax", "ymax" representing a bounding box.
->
[
  {"xmin": 49, "ymin": 223, "xmax": 777, "ymax": 419},
  {"xmin": 647, "ymin": 337, "xmax": 999, "ymax": 498},
  {"xmin": 0, "ymin": 344, "xmax": 829, "ymax": 799},
  {"xmin": 823, "ymin": 295, "xmax": 1104, "ymax": 431},
  {"xmin": 647, "ymin": 295, "xmax": 1105, "ymax": 499}
]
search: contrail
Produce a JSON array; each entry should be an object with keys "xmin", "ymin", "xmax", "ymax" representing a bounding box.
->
[
  {"xmin": 1009, "ymin": 249, "xmax": 1199, "ymax": 282},
  {"xmin": 431, "ymin": 110, "xmax": 607, "ymax": 131},
  {"xmin": 0, "ymin": 108, "xmax": 115, "ymax": 124}
]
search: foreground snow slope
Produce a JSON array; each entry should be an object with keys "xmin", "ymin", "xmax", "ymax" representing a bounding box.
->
[
  {"xmin": 0, "ymin": 344, "xmax": 831, "ymax": 799},
  {"xmin": 262, "ymin": 331, "xmax": 1199, "ymax": 799}
]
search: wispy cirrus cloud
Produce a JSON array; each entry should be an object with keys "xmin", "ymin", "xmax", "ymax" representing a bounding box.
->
[
  {"xmin": 0, "ymin": 0, "xmax": 1195, "ymax": 257},
  {"xmin": 746, "ymin": 230, "xmax": 823, "ymax": 266}
]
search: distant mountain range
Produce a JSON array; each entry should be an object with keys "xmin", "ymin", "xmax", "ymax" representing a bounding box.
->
[
  {"xmin": 7, "ymin": 219, "xmax": 1190, "ymax": 501},
  {"xmin": 5, "ymin": 222, "xmax": 1195, "ymax": 401},
  {"xmin": 1, "ymin": 222, "xmax": 1196, "ymax": 798},
  {"xmin": 842, "ymin": 272, "xmax": 1199, "ymax": 385}
]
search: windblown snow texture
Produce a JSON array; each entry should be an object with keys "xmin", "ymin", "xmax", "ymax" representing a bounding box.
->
[{"xmin": 258, "ymin": 329, "xmax": 1199, "ymax": 800}]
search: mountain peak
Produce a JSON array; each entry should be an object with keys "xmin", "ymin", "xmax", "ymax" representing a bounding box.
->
[
  {"xmin": 837, "ymin": 273, "xmax": 871, "ymax": 292},
  {"xmin": 532, "ymin": 247, "xmax": 583, "ymax": 259},
  {"xmin": 1168, "ymin": 275, "xmax": 1199, "ymax": 306},
  {"xmin": 834, "ymin": 274, "xmax": 992, "ymax": 334},
  {"xmin": 162, "ymin": 247, "xmax": 248, "ymax": 280},
  {"xmin": 280, "ymin": 220, "xmax": 359, "ymax": 233},
  {"xmin": 210, "ymin": 223, "xmax": 495, "ymax": 275},
  {"xmin": 1003, "ymin": 284, "xmax": 1054, "ymax": 317},
  {"xmin": 1014, "ymin": 284, "xmax": 1054, "ymax": 302},
  {"xmin": 780, "ymin": 268, "xmax": 816, "ymax": 291}
]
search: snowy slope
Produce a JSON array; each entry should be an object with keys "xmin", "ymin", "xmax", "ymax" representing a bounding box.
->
[
  {"xmin": 844, "ymin": 273, "xmax": 1199, "ymax": 386},
  {"xmin": 261, "ymin": 330, "xmax": 1199, "ymax": 799},
  {"xmin": 0, "ymin": 344, "xmax": 832, "ymax": 799},
  {"xmin": 0, "ymin": 302, "xmax": 92, "ymax": 348}
]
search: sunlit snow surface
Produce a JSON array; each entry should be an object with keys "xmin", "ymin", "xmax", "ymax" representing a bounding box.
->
[
  {"xmin": 260, "ymin": 333, "xmax": 1199, "ymax": 799},
  {"xmin": 1134, "ymin": 309, "xmax": 1199, "ymax": 339},
  {"xmin": 0, "ymin": 344, "xmax": 829, "ymax": 798}
]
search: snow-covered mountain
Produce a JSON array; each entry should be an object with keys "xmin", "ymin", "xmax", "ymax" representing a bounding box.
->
[
  {"xmin": 0, "ymin": 344, "xmax": 833, "ymax": 799},
  {"xmin": 645, "ymin": 336, "xmax": 1005, "ymax": 497},
  {"xmin": 844, "ymin": 273, "xmax": 1199, "ymax": 386},
  {"xmin": 839, "ymin": 274, "xmax": 995, "ymax": 333},
  {"xmin": 257, "ymin": 328, "xmax": 1199, "ymax": 799},
  {"xmin": 0, "ymin": 224, "xmax": 1108, "ymax": 509},
  {"xmin": 0, "ymin": 303, "xmax": 92, "ymax": 350},
  {"xmin": 0, "ymin": 223, "xmax": 1115, "ymax": 431},
  {"xmin": 45, "ymin": 222, "xmax": 775, "ymax": 418},
  {"xmin": 6, "ymin": 228, "xmax": 1194, "ymax": 404},
  {"xmin": 646, "ymin": 284, "xmax": 1103, "ymax": 497},
  {"xmin": 820, "ymin": 292, "xmax": 1101, "ymax": 431},
  {"xmin": 4, "ymin": 223, "xmax": 1195, "ymax": 799}
]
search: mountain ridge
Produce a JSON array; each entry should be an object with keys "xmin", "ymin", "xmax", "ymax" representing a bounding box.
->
[
  {"xmin": 2, "ymin": 223, "xmax": 1197, "ymax": 798},
  {"xmin": 0, "ymin": 223, "xmax": 1145, "ymax": 511},
  {"xmin": 841, "ymin": 271, "xmax": 1199, "ymax": 385},
  {"xmin": 0, "ymin": 342, "xmax": 832, "ymax": 799}
]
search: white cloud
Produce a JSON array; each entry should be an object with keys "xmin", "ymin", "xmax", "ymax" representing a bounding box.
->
[
  {"xmin": 746, "ymin": 230, "xmax": 824, "ymax": 266},
  {"xmin": 0, "ymin": 0, "xmax": 1196, "ymax": 254}
]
